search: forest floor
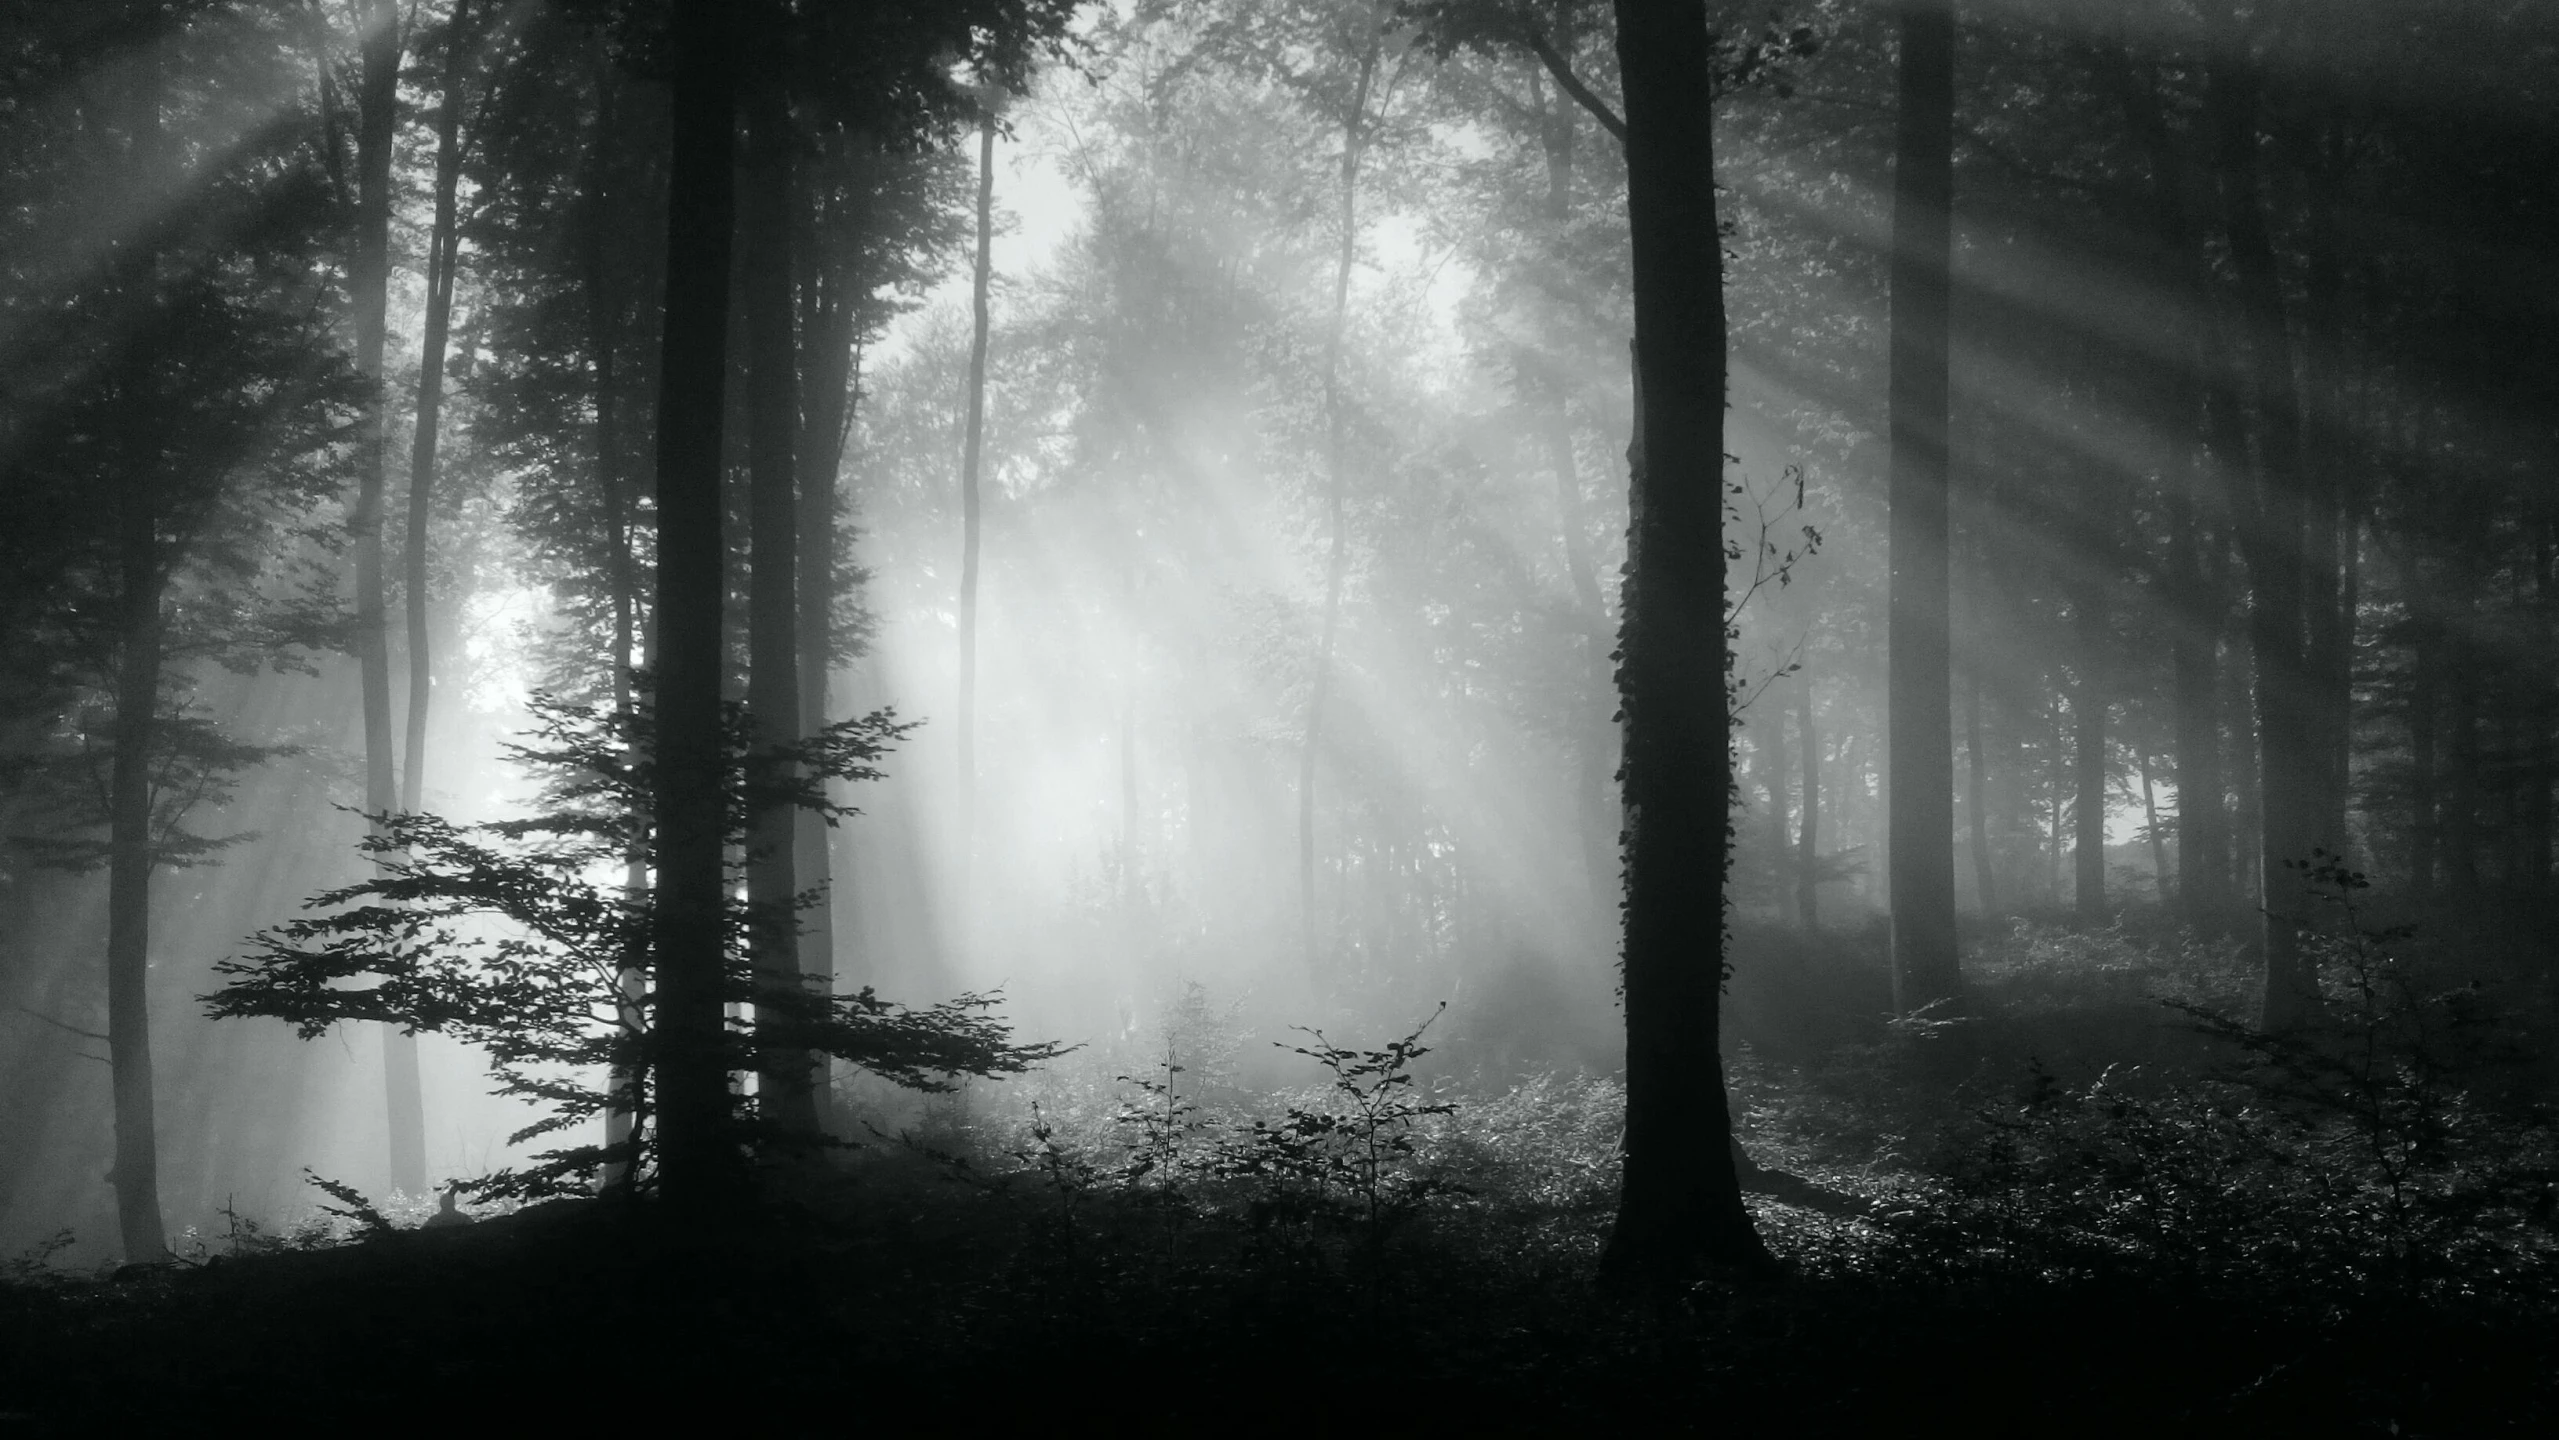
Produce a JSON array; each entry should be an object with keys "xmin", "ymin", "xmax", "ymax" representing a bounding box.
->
[{"xmin": 5, "ymin": 909, "xmax": 2555, "ymax": 1433}]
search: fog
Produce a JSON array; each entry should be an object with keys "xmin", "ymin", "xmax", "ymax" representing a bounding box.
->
[{"xmin": 4, "ymin": 15, "xmax": 2556, "ymax": 1404}]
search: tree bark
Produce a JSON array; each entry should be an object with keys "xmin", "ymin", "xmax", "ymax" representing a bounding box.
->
[
  {"xmin": 1301, "ymin": 11, "xmax": 1384, "ymax": 977},
  {"xmin": 649, "ymin": 0, "xmax": 742, "ymax": 1212},
  {"xmin": 1597, "ymin": 0, "xmax": 1771, "ymax": 1287},
  {"xmin": 1886, "ymin": 0, "xmax": 1959, "ymax": 1008},
  {"xmin": 349, "ymin": 0, "xmax": 426, "ymax": 1196},
  {"xmin": 743, "ymin": 81, "xmax": 814, "ymax": 1141}
]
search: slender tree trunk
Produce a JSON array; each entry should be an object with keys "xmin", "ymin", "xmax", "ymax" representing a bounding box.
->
[
  {"xmin": 108, "ymin": 462, "xmax": 167, "ymax": 1262},
  {"xmin": 2105, "ymin": 41, "xmax": 2232, "ymax": 935},
  {"xmin": 743, "ymin": 83, "xmax": 812, "ymax": 1141},
  {"xmin": 2072, "ymin": 580, "xmax": 2108, "ymax": 923},
  {"xmin": 794, "ymin": 165, "xmax": 861, "ymax": 1135},
  {"xmin": 1301, "ymin": 16, "xmax": 1384, "ymax": 978},
  {"xmin": 2048, "ymin": 695, "xmax": 2067, "ymax": 903},
  {"xmin": 2210, "ymin": 54, "xmax": 2319, "ymax": 1030},
  {"xmin": 1761, "ymin": 722, "xmax": 1790, "ymax": 916},
  {"xmin": 349, "ymin": 0, "xmax": 426, "ymax": 1196},
  {"xmin": 1966, "ymin": 674, "xmax": 1996, "ymax": 917},
  {"xmin": 1597, "ymin": 0, "xmax": 1770, "ymax": 1287},
  {"xmin": 649, "ymin": 0, "xmax": 741, "ymax": 1212},
  {"xmin": 579, "ymin": 60, "xmax": 651, "ymax": 1186},
  {"xmin": 101, "ymin": 12, "xmax": 169, "ymax": 1266},
  {"xmin": 2140, "ymin": 751, "xmax": 2170, "ymax": 903},
  {"xmin": 403, "ymin": 0, "xmax": 470, "ymax": 818},
  {"xmin": 1886, "ymin": 0, "xmax": 1959, "ymax": 1008},
  {"xmin": 1798, "ymin": 682, "xmax": 1820, "ymax": 931},
  {"xmin": 956, "ymin": 111, "xmax": 996, "ymax": 927},
  {"xmin": 2299, "ymin": 146, "xmax": 2354, "ymax": 858},
  {"xmin": 1529, "ymin": 47, "xmax": 1616, "ymax": 923}
]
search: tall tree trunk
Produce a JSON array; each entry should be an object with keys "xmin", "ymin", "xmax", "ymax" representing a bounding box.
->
[
  {"xmin": 350, "ymin": 0, "xmax": 426, "ymax": 1196},
  {"xmin": 2072, "ymin": 579, "xmax": 2108, "ymax": 923},
  {"xmin": 101, "ymin": 11, "xmax": 169, "ymax": 1265},
  {"xmin": 1597, "ymin": 0, "xmax": 1770, "ymax": 1286},
  {"xmin": 2140, "ymin": 751, "xmax": 2171, "ymax": 902},
  {"xmin": 1528, "ymin": 41, "xmax": 1616, "ymax": 923},
  {"xmin": 957, "ymin": 111, "xmax": 995, "ymax": 920},
  {"xmin": 1798, "ymin": 682, "xmax": 1821, "ymax": 931},
  {"xmin": 1761, "ymin": 722, "xmax": 1790, "ymax": 916},
  {"xmin": 2299, "ymin": 144, "xmax": 2354, "ymax": 858},
  {"xmin": 108, "ymin": 451, "xmax": 167, "ymax": 1262},
  {"xmin": 794, "ymin": 156, "xmax": 863, "ymax": 1135},
  {"xmin": 1885, "ymin": 0, "xmax": 1959, "ymax": 1008},
  {"xmin": 743, "ymin": 83, "xmax": 813, "ymax": 1140},
  {"xmin": 403, "ymin": 0, "xmax": 470, "ymax": 818},
  {"xmin": 1300, "ymin": 13, "xmax": 1384, "ymax": 978},
  {"xmin": 2210, "ymin": 54, "xmax": 2319, "ymax": 1030},
  {"xmin": 649, "ymin": 0, "xmax": 741, "ymax": 1212},
  {"xmin": 580, "ymin": 59, "xmax": 651, "ymax": 1187},
  {"xmin": 2104, "ymin": 40, "xmax": 2232, "ymax": 935}
]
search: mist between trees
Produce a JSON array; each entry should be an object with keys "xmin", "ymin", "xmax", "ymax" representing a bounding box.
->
[{"xmin": 3, "ymin": 0, "xmax": 2556, "ymax": 1427}]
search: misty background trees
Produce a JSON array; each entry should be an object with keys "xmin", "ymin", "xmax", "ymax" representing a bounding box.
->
[{"xmin": 0, "ymin": 0, "xmax": 2555, "ymax": 1356}]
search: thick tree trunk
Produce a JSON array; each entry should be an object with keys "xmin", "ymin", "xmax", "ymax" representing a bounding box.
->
[
  {"xmin": 1798, "ymin": 682, "xmax": 1820, "ymax": 930},
  {"xmin": 1597, "ymin": 0, "xmax": 1770, "ymax": 1287},
  {"xmin": 350, "ymin": 0, "xmax": 426, "ymax": 1196},
  {"xmin": 2072, "ymin": 580, "xmax": 2108, "ymax": 923},
  {"xmin": 1885, "ymin": 0, "xmax": 1959, "ymax": 1008},
  {"xmin": 958, "ymin": 113, "xmax": 995, "ymax": 904},
  {"xmin": 649, "ymin": 0, "xmax": 741, "ymax": 1212},
  {"xmin": 2210, "ymin": 55, "xmax": 2319, "ymax": 1030},
  {"xmin": 1301, "ymin": 18, "xmax": 1383, "ymax": 978},
  {"xmin": 743, "ymin": 85, "xmax": 813, "ymax": 1141}
]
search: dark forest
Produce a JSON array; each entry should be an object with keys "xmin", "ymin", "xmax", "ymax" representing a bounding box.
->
[{"xmin": 3, "ymin": 0, "xmax": 2555, "ymax": 1430}]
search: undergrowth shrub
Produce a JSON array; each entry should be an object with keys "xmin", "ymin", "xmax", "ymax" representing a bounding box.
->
[{"xmin": 1875, "ymin": 858, "xmax": 2559, "ymax": 1310}]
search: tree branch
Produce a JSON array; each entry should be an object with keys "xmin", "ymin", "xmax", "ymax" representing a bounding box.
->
[{"xmin": 1523, "ymin": 26, "xmax": 1624, "ymax": 144}]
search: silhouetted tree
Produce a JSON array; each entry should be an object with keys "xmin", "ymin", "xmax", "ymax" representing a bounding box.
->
[{"xmin": 1596, "ymin": 0, "xmax": 1770, "ymax": 1286}]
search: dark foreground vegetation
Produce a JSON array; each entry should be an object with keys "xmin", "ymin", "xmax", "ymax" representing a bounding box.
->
[{"xmin": 10, "ymin": 906, "xmax": 2553, "ymax": 1433}]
